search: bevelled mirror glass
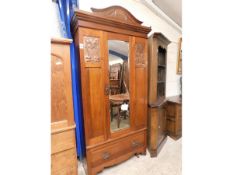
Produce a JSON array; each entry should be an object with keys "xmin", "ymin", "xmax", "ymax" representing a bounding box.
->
[{"xmin": 108, "ymin": 40, "xmax": 130, "ymax": 132}]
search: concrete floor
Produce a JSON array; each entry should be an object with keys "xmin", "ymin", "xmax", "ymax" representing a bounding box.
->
[{"xmin": 78, "ymin": 136, "xmax": 181, "ymax": 175}]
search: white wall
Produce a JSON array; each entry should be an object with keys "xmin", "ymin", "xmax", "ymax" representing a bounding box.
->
[
  {"xmin": 79, "ymin": 0, "xmax": 182, "ymax": 97},
  {"xmin": 51, "ymin": 2, "xmax": 63, "ymax": 38},
  {"xmin": 109, "ymin": 54, "xmax": 124, "ymax": 65}
]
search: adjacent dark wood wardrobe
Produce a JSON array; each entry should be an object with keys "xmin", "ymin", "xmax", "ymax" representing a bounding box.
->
[
  {"xmin": 147, "ymin": 33, "xmax": 171, "ymax": 157},
  {"xmin": 51, "ymin": 38, "xmax": 78, "ymax": 175},
  {"xmin": 72, "ymin": 6, "xmax": 151, "ymax": 175}
]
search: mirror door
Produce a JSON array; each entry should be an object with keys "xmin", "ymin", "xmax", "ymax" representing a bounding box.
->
[{"xmin": 107, "ymin": 38, "xmax": 130, "ymax": 133}]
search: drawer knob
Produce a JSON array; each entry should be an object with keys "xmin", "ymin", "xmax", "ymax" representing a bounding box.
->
[
  {"xmin": 158, "ymin": 125, "xmax": 161, "ymax": 129},
  {"xmin": 132, "ymin": 140, "xmax": 141, "ymax": 148},
  {"xmin": 102, "ymin": 152, "xmax": 110, "ymax": 160}
]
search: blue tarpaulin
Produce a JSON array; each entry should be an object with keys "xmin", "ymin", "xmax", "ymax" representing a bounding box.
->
[{"xmin": 56, "ymin": 0, "xmax": 85, "ymax": 159}]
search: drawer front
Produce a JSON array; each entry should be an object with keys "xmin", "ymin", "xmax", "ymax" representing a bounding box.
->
[
  {"xmin": 51, "ymin": 129, "xmax": 76, "ymax": 154},
  {"xmin": 89, "ymin": 132, "xmax": 145, "ymax": 167},
  {"xmin": 51, "ymin": 148, "xmax": 77, "ymax": 174}
]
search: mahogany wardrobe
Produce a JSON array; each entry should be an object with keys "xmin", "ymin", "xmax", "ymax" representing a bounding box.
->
[{"xmin": 72, "ymin": 6, "xmax": 151, "ymax": 175}]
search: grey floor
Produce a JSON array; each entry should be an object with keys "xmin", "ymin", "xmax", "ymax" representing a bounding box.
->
[{"xmin": 78, "ymin": 137, "xmax": 182, "ymax": 175}]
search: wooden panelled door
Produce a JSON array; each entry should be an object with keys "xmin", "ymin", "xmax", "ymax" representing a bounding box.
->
[
  {"xmin": 77, "ymin": 29, "xmax": 148, "ymax": 146},
  {"xmin": 134, "ymin": 37, "xmax": 148, "ymax": 130},
  {"xmin": 78, "ymin": 27, "xmax": 107, "ymax": 146},
  {"xmin": 79, "ymin": 27, "xmax": 147, "ymax": 146},
  {"xmin": 51, "ymin": 40, "xmax": 74, "ymax": 126}
]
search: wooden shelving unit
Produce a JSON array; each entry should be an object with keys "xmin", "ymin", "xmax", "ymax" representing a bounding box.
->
[{"xmin": 147, "ymin": 33, "xmax": 171, "ymax": 157}]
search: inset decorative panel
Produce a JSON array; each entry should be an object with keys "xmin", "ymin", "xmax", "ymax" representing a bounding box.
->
[
  {"xmin": 135, "ymin": 43, "xmax": 145, "ymax": 65},
  {"xmin": 51, "ymin": 54, "xmax": 68, "ymax": 122},
  {"xmin": 83, "ymin": 36, "xmax": 100, "ymax": 62}
]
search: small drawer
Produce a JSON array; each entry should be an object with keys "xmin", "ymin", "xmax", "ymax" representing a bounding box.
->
[
  {"xmin": 89, "ymin": 132, "xmax": 145, "ymax": 167},
  {"xmin": 51, "ymin": 148, "xmax": 77, "ymax": 173},
  {"xmin": 51, "ymin": 128, "xmax": 76, "ymax": 154}
]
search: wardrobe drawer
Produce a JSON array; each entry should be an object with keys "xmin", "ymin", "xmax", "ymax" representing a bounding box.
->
[
  {"xmin": 51, "ymin": 128, "xmax": 76, "ymax": 154},
  {"xmin": 51, "ymin": 148, "xmax": 77, "ymax": 174},
  {"xmin": 89, "ymin": 132, "xmax": 145, "ymax": 167}
]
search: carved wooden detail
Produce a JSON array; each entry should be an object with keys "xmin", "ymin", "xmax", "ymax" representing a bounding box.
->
[
  {"xmin": 135, "ymin": 43, "xmax": 145, "ymax": 65},
  {"xmin": 51, "ymin": 54, "xmax": 68, "ymax": 122},
  {"xmin": 84, "ymin": 36, "xmax": 100, "ymax": 62},
  {"xmin": 91, "ymin": 6, "xmax": 143, "ymax": 26},
  {"xmin": 72, "ymin": 6, "xmax": 151, "ymax": 38}
]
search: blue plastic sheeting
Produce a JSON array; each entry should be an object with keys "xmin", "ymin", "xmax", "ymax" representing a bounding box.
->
[{"xmin": 56, "ymin": 0, "xmax": 85, "ymax": 159}]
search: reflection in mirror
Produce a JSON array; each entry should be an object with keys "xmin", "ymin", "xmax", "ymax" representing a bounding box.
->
[{"xmin": 108, "ymin": 40, "xmax": 130, "ymax": 132}]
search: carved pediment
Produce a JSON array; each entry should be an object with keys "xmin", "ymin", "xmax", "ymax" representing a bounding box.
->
[
  {"xmin": 91, "ymin": 6, "xmax": 143, "ymax": 26},
  {"xmin": 72, "ymin": 6, "xmax": 151, "ymax": 38}
]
